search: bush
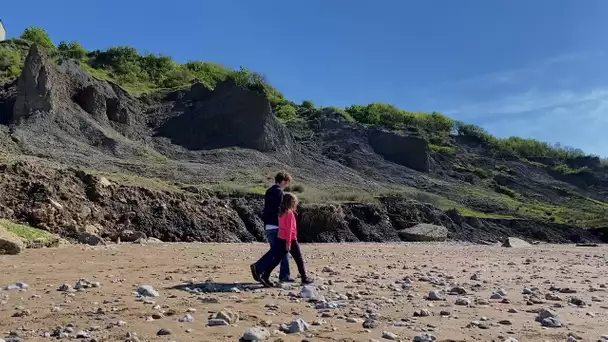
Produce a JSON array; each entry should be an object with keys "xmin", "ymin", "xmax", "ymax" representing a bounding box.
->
[
  {"xmin": 58, "ymin": 41, "xmax": 87, "ymax": 59},
  {"xmin": 430, "ymin": 144, "xmax": 456, "ymax": 155},
  {"xmin": 494, "ymin": 184, "xmax": 518, "ymax": 198},
  {"xmin": 20, "ymin": 27, "xmax": 55, "ymax": 50},
  {"xmin": 275, "ymin": 103, "xmax": 298, "ymax": 120},
  {"xmin": 301, "ymin": 100, "xmax": 315, "ymax": 110},
  {"xmin": 285, "ymin": 184, "xmax": 304, "ymax": 193},
  {"xmin": 0, "ymin": 45, "xmax": 23, "ymax": 81}
]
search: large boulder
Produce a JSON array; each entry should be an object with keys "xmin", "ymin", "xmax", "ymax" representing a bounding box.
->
[
  {"xmin": 398, "ymin": 223, "xmax": 448, "ymax": 242},
  {"xmin": 0, "ymin": 225, "xmax": 25, "ymax": 255},
  {"xmin": 156, "ymin": 79, "xmax": 292, "ymax": 152},
  {"xmin": 368, "ymin": 129, "xmax": 430, "ymax": 172},
  {"xmin": 502, "ymin": 237, "xmax": 531, "ymax": 248}
]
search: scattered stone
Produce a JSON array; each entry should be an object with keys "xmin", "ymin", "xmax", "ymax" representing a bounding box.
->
[
  {"xmin": 455, "ymin": 297, "xmax": 471, "ymax": 306},
  {"xmin": 569, "ymin": 297, "xmax": 586, "ymax": 307},
  {"xmin": 5, "ymin": 282, "xmax": 28, "ymax": 290},
  {"xmin": 414, "ymin": 309, "xmax": 431, "ymax": 317},
  {"xmin": 413, "ymin": 333, "xmax": 437, "ymax": 342},
  {"xmin": 213, "ymin": 310, "xmax": 239, "ymax": 324},
  {"xmin": 208, "ymin": 319, "xmax": 229, "ymax": 326},
  {"xmin": 178, "ymin": 314, "xmax": 194, "ymax": 323},
  {"xmin": 363, "ymin": 319, "xmax": 380, "ymax": 329},
  {"xmin": 427, "ymin": 290, "xmax": 444, "ymax": 301},
  {"xmin": 241, "ymin": 327, "xmax": 270, "ymax": 341},
  {"xmin": 280, "ymin": 319, "xmax": 309, "ymax": 334},
  {"xmin": 382, "ymin": 331, "xmax": 398, "ymax": 340},
  {"xmin": 156, "ymin": 328, "xmax": 171, "ymax": 336},
  {"xmin": 136, "ymin": 285, "xmax": 159, "ymax": 297}
]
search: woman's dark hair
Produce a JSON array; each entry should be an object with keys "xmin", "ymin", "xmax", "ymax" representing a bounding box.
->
[{"xmin": 279, "ymin": 192, "xmax": 298, "ymax": 216}]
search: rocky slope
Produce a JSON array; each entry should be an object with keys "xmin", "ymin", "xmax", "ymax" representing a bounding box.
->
[{"xmin": 0, "ymin": 44, "xmax": 606, "ymax": 245}]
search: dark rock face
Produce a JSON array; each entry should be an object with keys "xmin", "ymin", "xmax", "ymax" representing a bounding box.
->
[
  {"xmin": 368, "ymin": 129, "xmax": 430, "ymax": 172},
  {"xmin": 156, "ymin": 80, "xmax": 292, "ymax": 152},
  {"xmin": 342, "ymin": 203, "xmax": 400, "ymax": 242},
  {"xmin": 13, "ymin": 44, "xmax": 139, "ymax": 128},
  {"xmin": 297, "ymin": 204, "xmax": 359, "ymax": 243}
]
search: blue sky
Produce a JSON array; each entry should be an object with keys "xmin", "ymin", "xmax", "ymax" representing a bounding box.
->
[{"xmin": 3, "ymin": 0, "xmax": 608, "ymax": 155}]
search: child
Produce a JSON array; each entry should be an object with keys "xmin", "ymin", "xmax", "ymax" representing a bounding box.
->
[{"xmin": 250, "ymin": 193, "xmax": 313, "ymax": 287}]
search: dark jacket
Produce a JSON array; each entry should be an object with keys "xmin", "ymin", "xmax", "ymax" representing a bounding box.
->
[{"xmin": 262, "ymin": 184, "xmax": 283, "ymax": 226}]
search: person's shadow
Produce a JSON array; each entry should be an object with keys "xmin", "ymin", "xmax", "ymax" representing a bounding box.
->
[{"xmin": 169, "ymin": 281, "xmax": 265, "ymax": 294}]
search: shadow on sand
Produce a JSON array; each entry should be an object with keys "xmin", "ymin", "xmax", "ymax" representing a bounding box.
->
[{"xmin": 169, "ymin": 281, "xmax": 266, "ymax": 294}]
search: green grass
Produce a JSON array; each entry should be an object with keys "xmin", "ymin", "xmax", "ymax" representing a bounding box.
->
[{"xmin": 0, "ymin": 219, "xmax": 62, "ymax": 248}]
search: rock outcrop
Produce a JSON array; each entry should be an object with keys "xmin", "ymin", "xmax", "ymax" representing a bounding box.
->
[
  {"xmin": 368, "ymin": 129, "xmax": 430, "ymax": 172},
  {"xmin": 156, "ymin": 79, "xmax": 292, "ymax": 152}
]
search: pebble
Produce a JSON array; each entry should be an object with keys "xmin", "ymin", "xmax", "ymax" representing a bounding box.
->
[
  {"xmin": 207, "ymin": 319, "xmax": 229, "ymax": 326},
  {"xmin": 382, "ymin": 331, "xmax": 398, "ymax": 340},
  {"xmin": 280, "ymin": 318, "xmax": 309, "ymax": 333},
  {"xmin": 5, "ymin": 282, "xmax": 28, "ymax": 290},
  {"xmin": 413, "ymin": 333, "xmax": 437, "ymax": 342},
  {"xmin": 363, "ymin": 319, "xmax": 380, "ymax": 329},
  {"xmin": 241, "ymin": 327, "xmax": 270, "ymax": 341},
  {"xmin": 455, "ymin": 297, "xmax": 471, "ymax": 306},
  {"xmin": 136, "ymin": 285, "xmax": 159, "ymax": 297},
  {"xmin": 178, "ymin": 314, "xmax": 194, "ymax": 323},
  {"xmin": 156, "ymin": 328, "xmax": 171, "ymax": 336},
  {"xmin": 427, "ymin": 290, "xmax": 443, "ymax": 301}
]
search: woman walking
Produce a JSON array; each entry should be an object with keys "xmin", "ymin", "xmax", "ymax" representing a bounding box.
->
[{"xmin": 250, "ymin": 193, "xmax": 313, "ymax": 287}]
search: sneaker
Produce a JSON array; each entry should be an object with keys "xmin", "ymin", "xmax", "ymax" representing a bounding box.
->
[
  {"xmin": 260, "ymin": 275, "xmax": 275, "ymax": 288},
  {"xmin": 301, "ymin": 276, "xmax": 314, "ymax": 285},
  {"xmin": 279, "ymin": 277, "xmax": 296, "ymax": 283},
  {"xmin": 250, "ymin": 264, "xmax": 261, "ymax": 282}
]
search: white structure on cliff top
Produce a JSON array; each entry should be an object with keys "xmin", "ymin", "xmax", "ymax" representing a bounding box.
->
[{"xmin": 0, "ymin": 20, "xmax": 5, "ymax": 41}]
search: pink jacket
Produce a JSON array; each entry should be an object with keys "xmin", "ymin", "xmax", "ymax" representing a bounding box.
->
[{"xmin": 278, "ymin": 210, "xmax": 297, "ymax": 243}]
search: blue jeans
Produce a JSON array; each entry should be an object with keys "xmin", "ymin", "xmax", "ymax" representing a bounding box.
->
[{"xmin": 266, "ymin": 229, "xmax": 290, "ymax": 280}]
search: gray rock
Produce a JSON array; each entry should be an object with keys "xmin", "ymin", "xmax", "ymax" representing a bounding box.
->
[
  {"xmin": 414, "ymin": 309, "xmax": 431, "ymax": 317},
  {"xmin": 381, "ymin": 331, "xmax": 398, "ymax": 340},
  {"xmin": 541, "ymin": 317, "xmax": 563, "ymax": 328},
  {"xmin": 75, "ymin": 331, "xmax": 90, "ymax": 339},
  {"xmin": 136, "ymin": 285, "xmax": 159, "ymax": 297},
  {"xmin": 156, "ymin": 328, "xmax": 171, "ymax": 336},
  {"xmin": 363, "ymin": 319, "xmax": 380, "ymax": 329},
  {"xmin": 300, "ymin": 285, "xmax": 319, "ymax": 300},
  {"xmin": 569, "ymin": 297, "xmax": 586, "ymax": 307},
  {"xmin": 449, "ymin": 286, "xmax": 467, "ymax": 295},
  {"xmin": 178, "ymin": 314, "xmax": 194, "ymax": 323},
  {"xmin": 58, "ymin": 284, "xmax": 73, "ymax": 292},
  {"xmin": 398, "ymin": 224, "xmax": 447, "ymax": 242},
  {"xmin": 241, "ymin": 327, "xmax": 270, "ymax": 341},
  {"xmin": 281, "ymin": 319, "xmax": 309, "ymax": 334},
  {"xmin": 427, "ymin": 290, "xmax": 444, "ymax": 301},
  {"xmin": 413, "ymin": 333, "xmax": 437, "ymax": 342},
  {"xmin": 77, "ymin": 231, "xmax": 104, "ymax": 246},
  {"xmin": 5, "ymin": 282, "xmax": 28, "ymax": 290},
  {"xmin": 502, "ymin": 237, "xmax": 531, "ymax": 248},
  {"xmin": 455, "ymin": 297, "xmax": 471, "ymax": 306},
  {"xmin": 490, "ymin": 293, "xmax": 504, "ymax": 300},
  {"xmin": 214, "ymin": 310, "xmax": 239, "ymax": 324},
  {"xmin": 207, "ymin": 319, "xmax": 229, "ymax": 326},
  {"xmin": 503, "ymin": 338, "xmax": 519, "ymax": 342}
]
